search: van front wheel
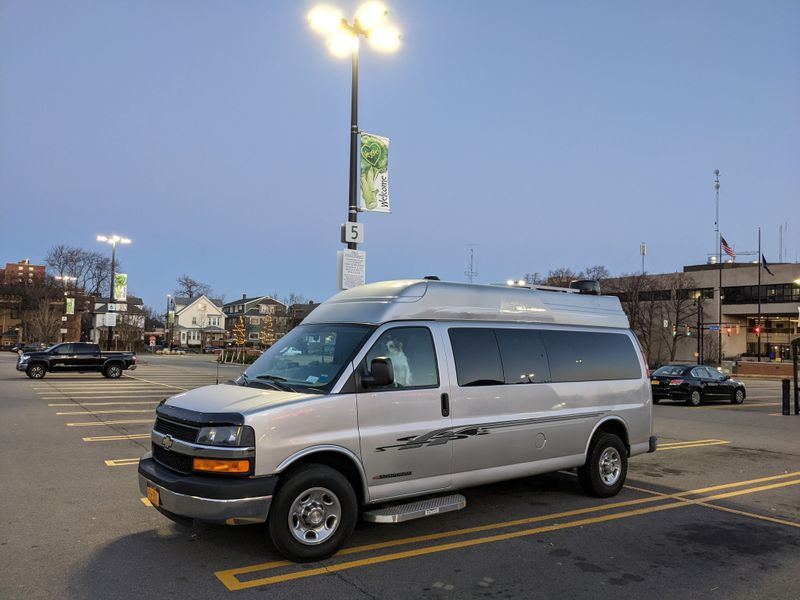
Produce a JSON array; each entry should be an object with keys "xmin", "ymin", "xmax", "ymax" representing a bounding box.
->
[
  {"xmin": 268, "ymin": 464, "xmax": 357, "ymax": 562},
  {"xmin": 578, "ymin": 433, "xmax": 627, "ymax": 498}
]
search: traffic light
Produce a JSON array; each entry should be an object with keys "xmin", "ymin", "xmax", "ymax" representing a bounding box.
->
[
  {"xmin": 754, "ymin": 326, "xmax": 762, "ymax": 336},
  {"xmin": 671, "ymin": 324, "xmax": 677, "ymax": 337},
  {"xmin": 685, "ymin": 325, "xmax": 691, "ymax": 336},
  {"xmin": 726, "ymin": 327, "xmax": 732, "ymax": 336}
]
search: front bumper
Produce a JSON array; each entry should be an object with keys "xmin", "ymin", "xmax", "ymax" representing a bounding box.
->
[
  {"xmin": 137, "ymin": 453, "xmax": 277, "ymax": 525},
  {"xmin": 16, "ymin": 362, "xmax": 27, "ymax": 371}
]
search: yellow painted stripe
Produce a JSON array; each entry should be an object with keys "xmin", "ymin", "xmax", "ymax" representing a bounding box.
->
[
  {"xmin": 657, "ymin": 440, "xmax": 730, "ymax": 451},
  {"xmin": 67, "ymin": 419, "xmax": 154, "ymax": 427},
  {"xmin": 104, "ymin": 458, "xmax": 140, "ymax": 467},
  {"xmin": 49, "ymin": 401, "xmax": 161, "ymax": 406},
  {"xmin": 83, "ymin": 433, "xmax": 150, "ymax": 442},
  {"xmin": 218, "ymin": 470, "xmax": 800, "ymax": 583},
  {"xmin": 56, "ymin": 409, "xmax": 155, "ymax": 415},
  {"xmin": 657, "ymin": 439, "xmax": 726, "ymax": 447},
  {"xmin": 217, "ymin": 478, "xmax": 800, "ymax": 590}
]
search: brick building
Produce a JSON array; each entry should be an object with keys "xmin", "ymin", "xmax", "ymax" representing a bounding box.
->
[{"xmin": 0, "ymin": 259, "xmax": 46, "ymax": 285}]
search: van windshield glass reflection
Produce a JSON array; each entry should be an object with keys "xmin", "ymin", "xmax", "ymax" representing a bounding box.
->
[{"xmin": 239, "ymin": 324, "xmax": 373, "ymax": 393}]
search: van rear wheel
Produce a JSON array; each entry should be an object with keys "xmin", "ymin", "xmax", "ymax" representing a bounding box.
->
[
  {"xmin": 268, "ymin": 464, "xmax": 357, "ymax": 562},
  {"xmin": 578, "ymin": 433, "xmax": 627, "ymax": 498}
]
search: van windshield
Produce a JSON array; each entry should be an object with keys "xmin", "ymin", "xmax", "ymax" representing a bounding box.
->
[{"xmin": 239, "ymin": 324, "xmax": 374, "ymax": 393}]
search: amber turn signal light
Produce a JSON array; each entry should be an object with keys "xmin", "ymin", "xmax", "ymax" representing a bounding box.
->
[{"xmin": 192, "ymin": 458, "xmax": 250, "ymax": 473}]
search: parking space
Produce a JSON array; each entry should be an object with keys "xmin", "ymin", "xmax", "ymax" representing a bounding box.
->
[{"xmin": 2, "ymin": 353, "xmax": 798, "ymax": 599}]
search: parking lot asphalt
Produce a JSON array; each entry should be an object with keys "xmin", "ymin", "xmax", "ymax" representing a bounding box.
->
[{"xmin": 2, "ymin": 353, "xmax": 798, "ymax": 599}]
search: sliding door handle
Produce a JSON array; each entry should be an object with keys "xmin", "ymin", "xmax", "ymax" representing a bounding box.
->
[{"xmin": 440, "ymin": 393, "xmax": 450, "ymax": 417}]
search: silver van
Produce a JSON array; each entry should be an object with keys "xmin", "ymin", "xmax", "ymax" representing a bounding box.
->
[{"xmin": 139, "ymin": 279, "xmax": 655, "ymax": 562}]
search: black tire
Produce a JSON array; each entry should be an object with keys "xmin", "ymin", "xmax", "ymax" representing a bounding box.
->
[
  {"xmin": 685, "ymin": 389, "xmax": 702, "ymax": 407},
  {"xmin": 104, "ymin": 363, "xmax": 122, "ymax": 379},
  {"xmin": 577, "ymin": 433, "xmax": 628, "ymax": 498},
  {"xmin": 26, "ymin": 363, "xmax": 47, "ymax": 379},
  {"xmin": 731, "ymin": 388, "xmax": 745, "ymax": 405},
  {"xmin": 268, "ymin": 464, "xmax": 357, "ymax": 562}
]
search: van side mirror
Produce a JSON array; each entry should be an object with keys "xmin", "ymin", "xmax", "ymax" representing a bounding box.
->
[{"xmin": 362, "ymin": 357, "xmax": 394, "ymax": 387}]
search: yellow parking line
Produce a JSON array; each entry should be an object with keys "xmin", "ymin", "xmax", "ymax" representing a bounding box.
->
[
  {"xmin": 104, "ymin": 458, "xmax": 140, "ymax": 467},
  {"xmin": 216, "ymin": 471, "xmax": 800, "ymax": 587},
  {"xmin": 657, "ymin": 439, "xmax": 726, "ymax": 447},
  {"xmin": 657, "ymin": 440, "xmax": 730, "ymax": 451},
  {"xmin": 67, "ymin": 419, "xmax": 154, "ymax": 427},
  {"xmin": 55, "ymin": 409, "xmax": 155, "ymax": 415},
  {"xmin": 216, "ymin": 478, "xmax": 800, "ymax": 590},
  {"xmin": 82, "ymin": 433, "xmax": 150, "ymax": 442}
]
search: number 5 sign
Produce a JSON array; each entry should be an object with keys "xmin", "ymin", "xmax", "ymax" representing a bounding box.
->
[{"xmin": 341, "ymin": 222, "xmax": 365, "ymax": 245}]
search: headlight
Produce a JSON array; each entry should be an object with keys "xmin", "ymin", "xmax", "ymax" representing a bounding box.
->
[
  {"xmin": 19, "ymin": 354, "xmax": 29, "ymax": 362},
  {"xmin": 196, "ymin": 425, "xmax": 255, "ymax": 446}
]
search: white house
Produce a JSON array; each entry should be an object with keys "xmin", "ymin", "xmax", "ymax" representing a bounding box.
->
[{"xmin": 171, "ymin": 295, "xmax": 226, "ymax": 348}]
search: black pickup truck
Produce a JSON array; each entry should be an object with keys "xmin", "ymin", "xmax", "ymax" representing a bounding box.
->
[{"xmin": 17, "ymin": 342, "xmax": 137, "ymax": 379}]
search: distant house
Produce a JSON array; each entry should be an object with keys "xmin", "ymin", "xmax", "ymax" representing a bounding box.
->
[
  {"xmin": 171, "ymin": 295, "xmax": 226, "ymax": 348},
  {"xmin": 223, "ymin": 294, "xmax": 288, "ymax": 345},
  {"xmin": 91, "ymin": 296, "xmax": 146, "ymax": 349},
  {"xmin": 288, "ymin": 301, "xmax": 320, "ymax": 329}
]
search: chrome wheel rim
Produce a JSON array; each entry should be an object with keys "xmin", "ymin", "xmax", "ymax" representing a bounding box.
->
[
  {"xmin": 691, "ymin": 391, "xmax": 701, "ymax": 405},
  {"xmin": 735, "ymin": 390, "xmax": 743, "ymax": 402},
  {"xmin": 599, "ymin": 447, "xmax": 622, "ymax": 486},
  {"xmin": 288, "ymin": 487, "xmax": 341, "ymax": 545},
  {"xmin": 109, "ymin": 366, "xmax": 121, "ymax": 377},
  {"xmin": 30, "ymin": 366, "xmax": 44, "ymax": 378}
]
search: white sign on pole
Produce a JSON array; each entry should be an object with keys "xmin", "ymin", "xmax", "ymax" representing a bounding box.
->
[
  {"xmin": 62, "ymin": 316, "xmax": 68, "ymax": 322},
  {"xmin": 337, "ymin": 249, "xmax": 366, "ymax": 290},
  {"xmin": 105, "ymin": 313, "xmax": 117, "ymax": 327},
  {"xmin": 663, "ymin": 319, "xmax": 669, "ymax": 328},
  {"xmin": 341, "ymin": 222, "xmax": 365, "ymax": 245},
  {"xmin": 60, "ymin": 328, "xmax": 68, "ymax": 334}
]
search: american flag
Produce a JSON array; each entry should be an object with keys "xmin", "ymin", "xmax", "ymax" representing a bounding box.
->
[{"xmin": 720, "ymin": 236, "xmax": 736, "ymax": 259}]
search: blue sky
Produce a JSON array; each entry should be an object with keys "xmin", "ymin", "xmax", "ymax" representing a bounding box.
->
[{"xmin": 1, "ymin": 0, "xmax": 798, "ymax": 310}]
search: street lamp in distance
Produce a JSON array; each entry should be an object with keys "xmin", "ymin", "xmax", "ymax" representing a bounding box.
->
[
  {"xmin": 97, "ymin": 235, "xmax": 132, "ymax": 350},
  {"xmin": 307, "ymin": 2, "xmax": 401, "ymax": 251},
  {"xmin": 55, "ymin": 275, "xmax": 77, "ymax": 295}
]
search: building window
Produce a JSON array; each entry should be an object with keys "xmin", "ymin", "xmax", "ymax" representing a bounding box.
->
[
  {"xmin": 251, "ymin": 317, "xmax": 260, "ymax": 325},
  {"xmin": 191, "ymin": 316, "xmax": 197, "ymax": 325},
  {"xmin": 249, "ymin": 332, "xmax": 260, "ymax": 340}
]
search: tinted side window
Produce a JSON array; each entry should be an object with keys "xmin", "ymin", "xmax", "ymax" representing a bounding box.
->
[
  {"xmin": 495, "ymin": 329, "xmax": 551, "ymax": 383},
  {"xmin": 364, "ymin": 327, "xmax": 439, "ymax": 389},
  {"xmin": 75, "ymin": 344, "xmax": 98, "ymax": 354},
  {"xmin": 541, "ymin": 331, "xmax": 641, "ymax": 382},
  {"xmin": 55, "ymin": 344, "xmax": 73, "ymax": 354},
  {"xmin": 448, "ymin": 328, "xmax": 504, "ymax": 387}
]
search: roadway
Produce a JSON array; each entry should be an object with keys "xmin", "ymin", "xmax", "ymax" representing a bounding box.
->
[{"xmin": 1, "ymin": 353, "xmax": 798, "ymax": 599}]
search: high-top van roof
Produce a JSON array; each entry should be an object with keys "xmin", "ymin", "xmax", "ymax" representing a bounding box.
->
[{"xmin": 304, "ymin": 280, "xmax": 630, "ymax": 329}]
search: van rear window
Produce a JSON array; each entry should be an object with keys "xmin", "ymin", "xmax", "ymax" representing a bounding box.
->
[{"xmin": 540, "ymin": 330, "xmax": 641, "ymax": 382}]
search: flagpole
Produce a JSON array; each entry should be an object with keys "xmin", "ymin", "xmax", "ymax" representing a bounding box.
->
[
  {"xmin": 715, "ymin": 170, "xmax": 722, "ymax": 365},
  {"xmin": 757, "ymin": 226, "xmax": 762, "ymax": 362}
]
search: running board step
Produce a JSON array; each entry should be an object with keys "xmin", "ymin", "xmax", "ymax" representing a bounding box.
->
[{"xmin": 363, "ymin": 494, "xmax": 466, "ymax": 523}]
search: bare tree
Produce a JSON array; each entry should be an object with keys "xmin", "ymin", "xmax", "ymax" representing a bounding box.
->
[
  {"xmin": 605, "ymin": 273, "xmax": 664, "ymax": 366},
  {"xmin": 175, "ymin": 275, "xmax": 212, "ymax": 298},
  {"xmin": 583, "ymin": 265, "xmax": 611, "ymax": 282},
  {"xmin": 44, "ymin": 245, "xmax": 114, "ymax": 296},
  {"xmin": 546, "ymin": 267, "xmax": 581, "ymax": 288},
  {"xmin": 658, "ymin": 273, "xmax": 697, "ymax": 362}
]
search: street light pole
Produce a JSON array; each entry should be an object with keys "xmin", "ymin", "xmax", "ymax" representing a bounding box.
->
[
  {"xmin": 166, "ymin": 294, "xmax": 172, "ymax": 349},
  {"xmin": 347, "ymin": 45, "xmax": 360, "ymax": 251},
  {"xmin": 97, "ymin": 235, "xmax": 131, "ymax": 351}
]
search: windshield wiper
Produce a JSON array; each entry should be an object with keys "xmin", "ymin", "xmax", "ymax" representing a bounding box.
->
[{"xmin": 255, "ymin": 374, "xmax": 296, "ymax": 392}]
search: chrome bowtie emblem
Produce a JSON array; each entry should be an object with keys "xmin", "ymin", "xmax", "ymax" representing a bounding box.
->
[{"xmin": 162, "ymin": 435, "xmax": 173, "ymax": 449}]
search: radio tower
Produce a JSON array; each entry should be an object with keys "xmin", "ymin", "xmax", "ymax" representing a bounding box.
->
[{"xmin": 464, "ymin": 246, "xmax": 478, "ymax": 284}]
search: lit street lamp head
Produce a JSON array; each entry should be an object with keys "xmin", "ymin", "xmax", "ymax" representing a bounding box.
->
[{"xmin": 308, "ymin": 2, "xmax": 400, "ymax": 57}]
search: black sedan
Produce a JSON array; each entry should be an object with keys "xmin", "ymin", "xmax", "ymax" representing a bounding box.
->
[{"xmin": 650, "ymin": 364, "xmax": 746, "ymax": 406}]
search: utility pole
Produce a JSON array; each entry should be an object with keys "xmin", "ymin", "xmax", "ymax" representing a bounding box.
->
[
  {"xmin": 714, "ymin": 170, "xmax": 722, "ymax": 365},
  {"xmin": 640, "ymin": 242, "xmax": 647, "ymax": 275},
  {"xmin": 464, "ymin": 246, "xmax": 478, "ymax": 284},
  {"xmin": 757, "ymin": 226, "xmax": 762, "ymax": 362}
]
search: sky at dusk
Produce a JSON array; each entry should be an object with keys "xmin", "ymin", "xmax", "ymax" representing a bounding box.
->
[{"xmin": 1, "ymin": 0, "xmax": 798, "ymax": 311}]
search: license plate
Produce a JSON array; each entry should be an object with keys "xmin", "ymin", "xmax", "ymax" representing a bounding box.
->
[
  {"xmin": 651, "ymin": 380, "xmax": 660, "ymax": 385},
  {"xmin": 146, "ymin": 485, "xmax": 160, "ymax": 507}
]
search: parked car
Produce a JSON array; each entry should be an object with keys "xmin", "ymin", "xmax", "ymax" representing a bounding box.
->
[
  {"xmin": 202, "ymin": 345, "xmax": 222, "ymax": 354},
  {"xmin": 650, "ymin": 364, "xmax": 746, "ymax": 406},
  {"xmin": 11, "ymin": 343, "xmax": 47, "ymax": 353},
  {"xmin": 17, "ymin": 342, "xmax": 137, "ymax": 379},
  {"xmin": 278, "ymin": 346, "xmax": 302, "ymax": 356},
  {"xmin": 139, "ymin": 279, "xmax": 655, "ymax": 562}
]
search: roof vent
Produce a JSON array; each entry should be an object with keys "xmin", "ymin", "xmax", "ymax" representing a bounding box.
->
[
  {"xmin": 423, "ymin": 276, "xmax": 440, "ymax": 281},
  {"xmin": 569, "ymin": 279, "xmax": 601, "ymax": 295}
]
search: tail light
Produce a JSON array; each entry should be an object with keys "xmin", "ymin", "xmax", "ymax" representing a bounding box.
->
[
  {"xmin": 669, "ymin": 379, "xmax": 684, "ymax": 386},
  {"xmin": 641, "ymin": 351, "xmax": 650, "ymax": 377},
  {"xmin": 132, "ymin": 355, "xmax": 137, "ymax": 363}
]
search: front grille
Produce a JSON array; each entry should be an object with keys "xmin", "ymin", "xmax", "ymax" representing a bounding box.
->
[
  {"xmin": 152, "ymin": 444, "xmax": 194, "ymax": 474},
  {"xmin": 154, "ymin": 417, "xmax": 199, "ymax": 443}
]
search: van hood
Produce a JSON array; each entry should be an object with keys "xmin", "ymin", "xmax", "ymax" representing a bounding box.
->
[{"xmin": 164, "ymin": 384, "xmax": 319, "ymax": 416}]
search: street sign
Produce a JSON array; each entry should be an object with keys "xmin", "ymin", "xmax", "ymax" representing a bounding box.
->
[
  {"xmin": 149, "ymin": 336, "xmax": 156, "ymax": 347},
  {"xmin": 341, "ymin": 222, "xmax": 365, "ymax": 245},
  {"xmin": 663, "ymin": 319, "xmax": 669, "ymax": 328},
  {"xmin": 708, "ymin": 325, "xmax": 720, "ymax": 331},
  {"xmin": 60, "ymin": 328, "xmax": 68, "ymax": 334},
  {"xmin": 61, "ymin": 316, "xmax": 68, "ymax": 322},
  {"xmin": 337, "ymin": 249, "xmax": 366, "ymax": 290}
]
